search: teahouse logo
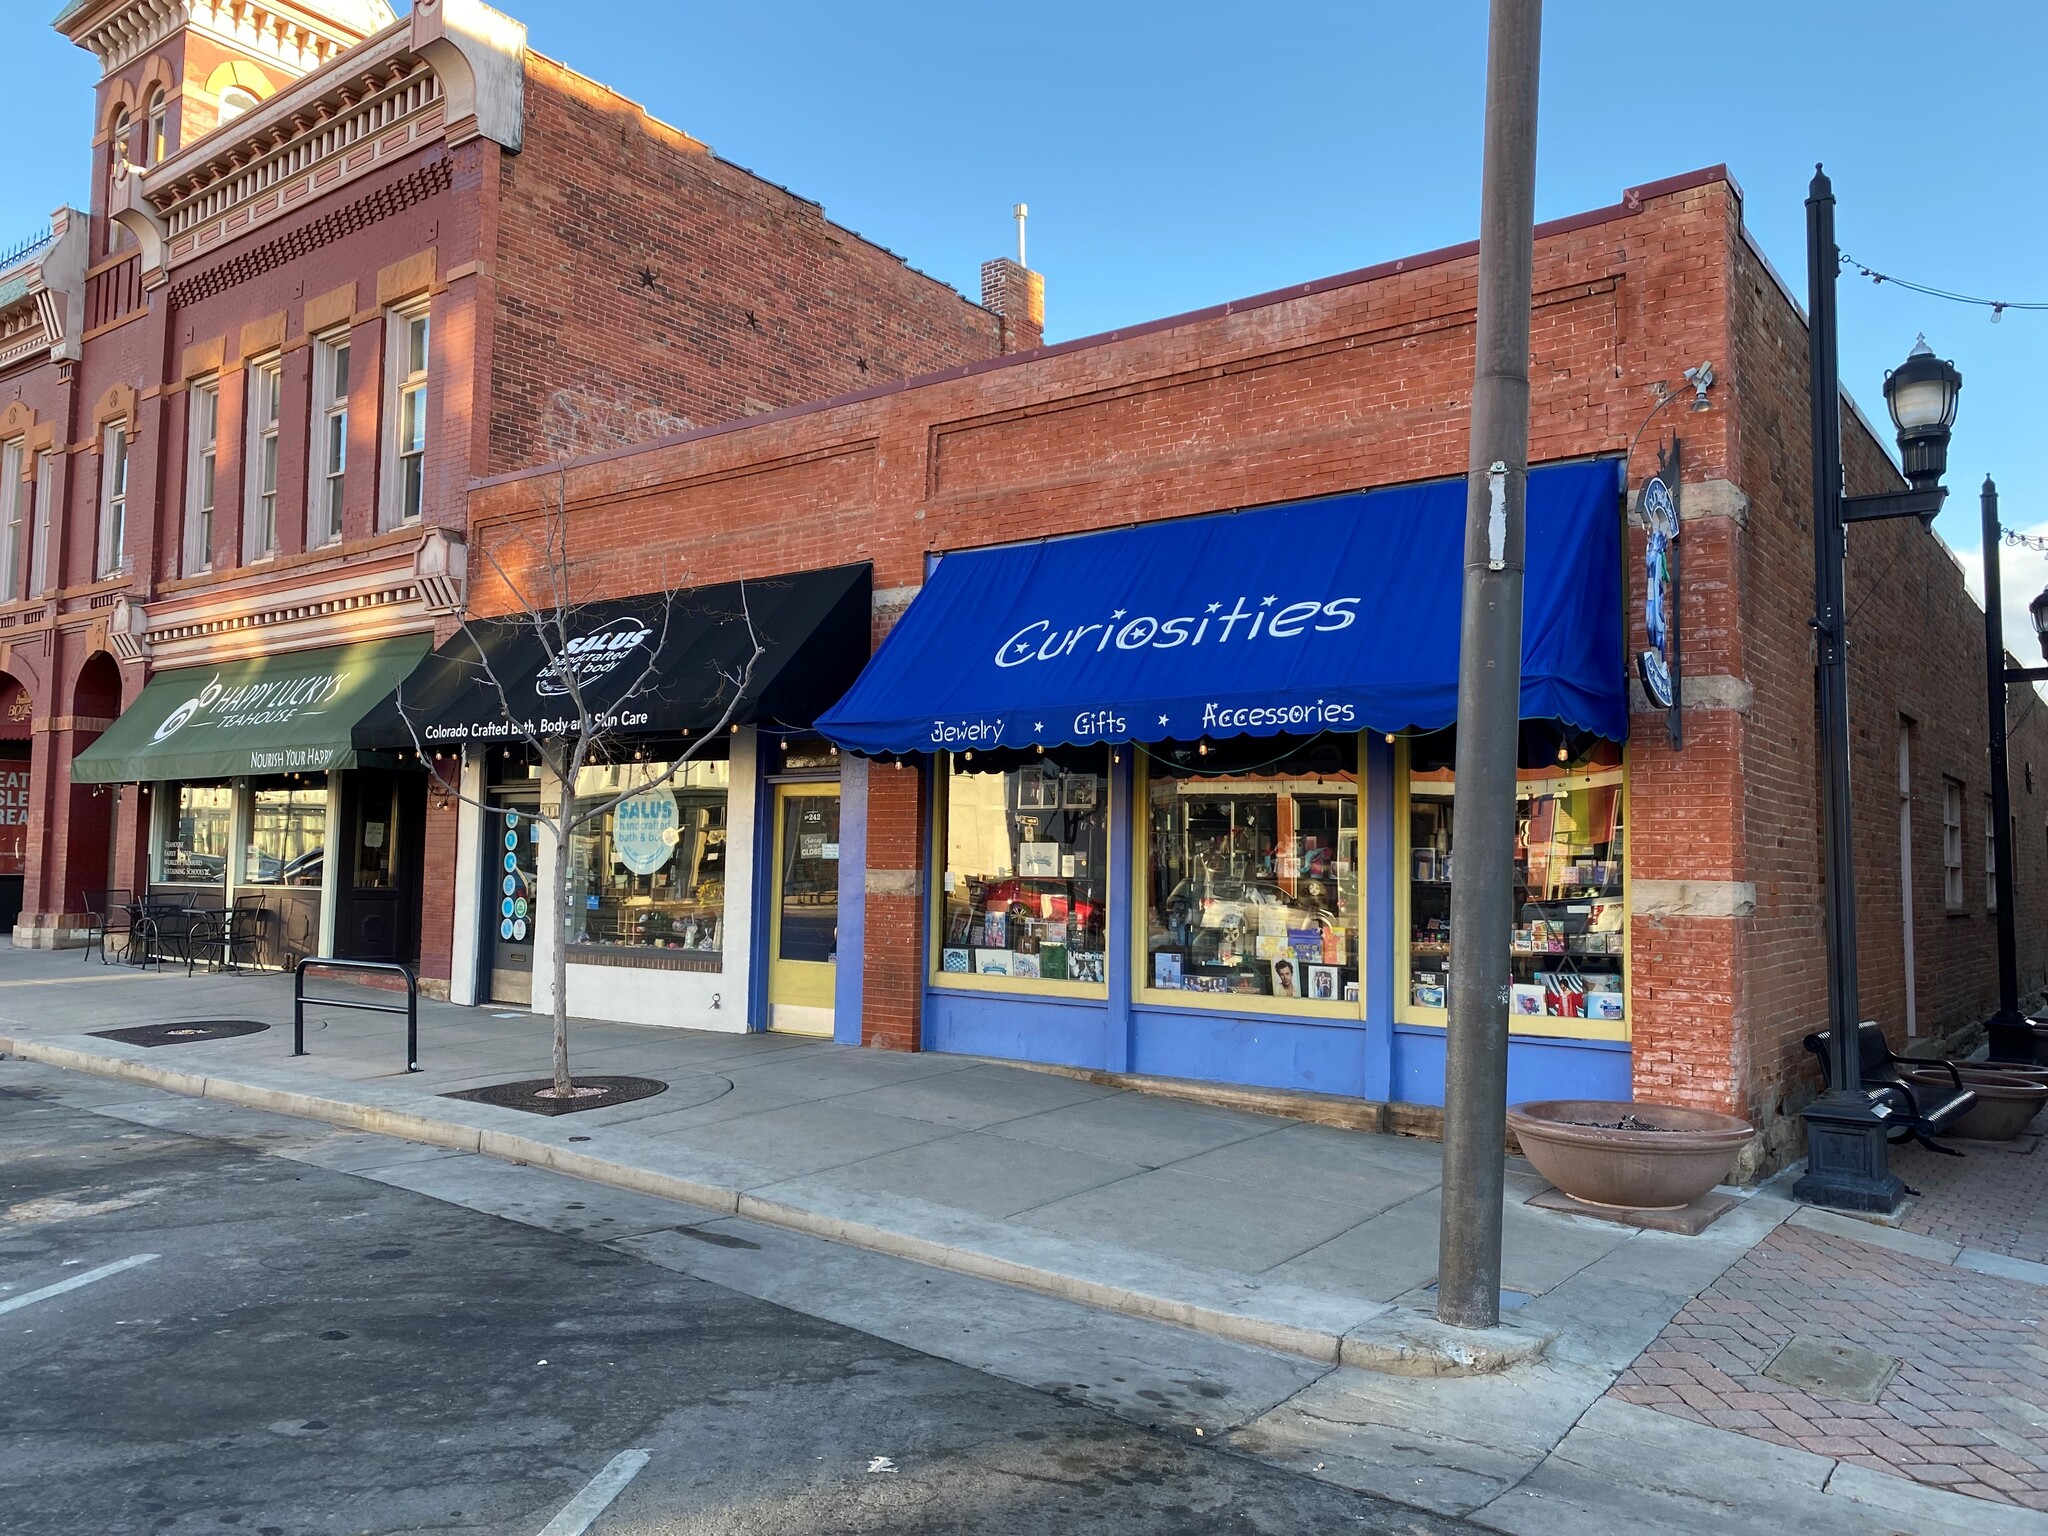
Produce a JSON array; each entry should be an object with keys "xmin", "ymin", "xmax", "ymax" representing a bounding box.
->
[
  {"xmin": 535, "ymin": 617, "xmax": 653, "ymax": 698},
  {"xmin": 152, "ymin": 670, "xmax": 350, "ymax": 742},
  {"xmin": 994, "ymin": 594, "xmax": 1359, "ymax": 670}
]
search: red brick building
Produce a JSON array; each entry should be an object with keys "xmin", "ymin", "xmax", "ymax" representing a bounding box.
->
[
  {"xmin": 431, "ymin": 166, "xmax": 2047, "ymax": 1172},
  {"xmin": 1, "ymin": 0, "xmax": 1011, "ymax": 960}
]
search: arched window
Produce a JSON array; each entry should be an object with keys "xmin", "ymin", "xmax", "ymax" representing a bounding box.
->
[
  {"xmin": 106, "ymin": 106, "xmax": 131, "ymax": 251},
  {"xmin": 145, "ymin": 88, "xmax": 168, "ymax": 166},
  {"xmin": 217, "ymin": 86, "xmax": 260, "ymax": 124}
]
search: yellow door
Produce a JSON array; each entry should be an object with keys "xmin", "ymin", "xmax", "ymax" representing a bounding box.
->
[{"xmin": 768, "ymin": 783, "xmax": 840, "ymax": 1036}]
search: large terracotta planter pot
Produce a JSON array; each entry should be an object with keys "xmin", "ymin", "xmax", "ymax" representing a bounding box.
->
[
  {"xmin": 1508, "ymin": 1100, "xmax": 1755, "ymax": 1211},
  {"xmin": 1902, "ymin": 1068, "xmax": 2048, "ymax": 1141}
]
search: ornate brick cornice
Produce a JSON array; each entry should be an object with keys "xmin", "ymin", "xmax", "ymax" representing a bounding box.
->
[
  {"xmin": 164, "ymin": 155, "xmax": 451, "ymax": 306},
  {"xmin": 0, "ymin": 208, "xmax": 89, "ymax": 374}
]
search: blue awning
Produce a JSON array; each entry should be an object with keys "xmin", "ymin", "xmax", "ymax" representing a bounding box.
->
[{"xmin": 818, "ymin": 460, "xmax": 1625, "ymax": 755}]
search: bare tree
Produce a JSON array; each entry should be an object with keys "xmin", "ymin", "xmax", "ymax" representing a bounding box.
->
[{"xmin": 396, "ymin": 471, "xmax": 763, "ymax": 1099}]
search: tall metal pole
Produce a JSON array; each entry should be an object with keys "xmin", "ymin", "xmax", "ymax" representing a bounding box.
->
[
  {"xmin": 1792, "ymin": 167, "xmax": 1904, "ymax": 1212},
  {"xmin": 1982, "ymin": 476, "xmax": 2030, "ymax": 1061},
  {"xmin": 1438, "ymin": 0, "xmax": 1541, "ymax": 1332}
]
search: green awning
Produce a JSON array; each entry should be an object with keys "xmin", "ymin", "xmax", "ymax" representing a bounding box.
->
[{"xmin": 71, "ymin": 636, "xmax": 433, "ymax": 784}]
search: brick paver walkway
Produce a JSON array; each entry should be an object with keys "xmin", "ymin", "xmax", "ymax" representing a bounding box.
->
[
  {"xmin": 1893, "ymin": 1132, "xmax": 2048, "ymax": 1264},
  {"xmin": 1608, "ymin": 1223, "xmax": 2048, "ymax": 1508}
]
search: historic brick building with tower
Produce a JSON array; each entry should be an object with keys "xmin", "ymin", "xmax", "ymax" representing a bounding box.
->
[{"xmin": 0, "ymin": 0, "xmax": 1030, "ymax": 961}]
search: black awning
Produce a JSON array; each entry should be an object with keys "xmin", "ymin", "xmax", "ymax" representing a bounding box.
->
[{"xmin": 354, "ymin": 564, "xmax": 871, "ymax": 751}]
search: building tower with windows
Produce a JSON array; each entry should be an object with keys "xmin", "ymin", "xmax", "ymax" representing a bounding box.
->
[{"xmin": 4, "ymin": 0, "xmax": 1027, "ymax": 965}]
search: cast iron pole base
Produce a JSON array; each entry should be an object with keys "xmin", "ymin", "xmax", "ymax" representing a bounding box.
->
[
  {"xmin": 1986, "ymin": 1009, "xmax": 2038, "ymax": 1067},
  {"xmin": 1793, "ymin": 1090, "xmax": 1906, "ymax": 1214}
]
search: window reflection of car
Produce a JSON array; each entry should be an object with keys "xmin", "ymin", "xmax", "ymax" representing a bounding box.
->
[
  {"xmin": 982, "ymin": 877, "xmax": 1098, "ymax": 931},
  {"xmin": 1157, "ymin": 876, "xmax": 1337, "ymax": 956},
  {"xmin": 279, "ymin": 848, "xmax": 323, "ymax": 887},
  {"xmin": 244, "ymin": 848, "xmax": 324, "ymax": 886}
]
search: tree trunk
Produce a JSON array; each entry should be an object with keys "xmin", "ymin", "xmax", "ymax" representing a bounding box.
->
[{"xmin": 550, "ymin": 793, "xmax": 573, "ymax": 1098}]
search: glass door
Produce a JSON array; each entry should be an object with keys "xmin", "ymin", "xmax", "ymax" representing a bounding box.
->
[
  {"xmin": 485, "ymin": 791, "xmax": 540, "ymax": 1005},
  {"xmin": 768, "ymin": 783, "xmax": 840, "ymax": 1036}
]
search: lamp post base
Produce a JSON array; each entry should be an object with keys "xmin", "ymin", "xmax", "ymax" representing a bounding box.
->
[
  {"xmin": 1793, "ymin": 1091, "xmax": 1906, "ymax": 1214},
  {"xmin": 1986, "ymin": 1008, "xmax": 2038, "ymax": 1067}
]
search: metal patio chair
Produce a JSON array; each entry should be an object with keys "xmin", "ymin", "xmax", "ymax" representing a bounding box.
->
[{"xmin": 81, "ymin": 888, "xmax": 136, "ymax": 965}]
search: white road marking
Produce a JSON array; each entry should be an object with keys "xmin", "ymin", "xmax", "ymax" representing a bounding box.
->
[
  {"xmin": 536, "ymin": 1448, "xmax": 650, "ymax": 1536},
  {"xmin": 0, "ymin": 1254, "xmax": 158, "ymax": 1317}
]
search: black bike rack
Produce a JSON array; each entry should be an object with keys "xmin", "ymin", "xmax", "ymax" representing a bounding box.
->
[{"xmin": 294, "ymin": 958, "xmax": 420, "ymax": 1073}]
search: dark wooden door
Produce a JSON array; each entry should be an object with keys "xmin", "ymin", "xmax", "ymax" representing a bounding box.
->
[{"xmin": 334, "ymin": 768, "xmax": 425, "ymax": 964}]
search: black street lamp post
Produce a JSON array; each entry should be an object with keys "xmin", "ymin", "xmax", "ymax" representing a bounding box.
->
[
  {"xmin": 1980, "ymin": 476, "xmax": 2048, "ymax": 1064},
  {"xmin": 1794, "ymin": 167, "xmax": 1961, "ymax": 1214}
]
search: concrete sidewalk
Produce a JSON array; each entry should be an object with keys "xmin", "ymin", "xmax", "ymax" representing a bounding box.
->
[
  {"xmin": 0, "ymin": 946, "xmax": 1782, "ymax": 1375},
  {"xmin": 14, "ymin": 945, "xmax": 2048, "ymax": 1533}
]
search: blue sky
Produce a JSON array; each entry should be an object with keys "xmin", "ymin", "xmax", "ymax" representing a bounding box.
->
[{"xmin": 5, "ymin": 2, "xmax": 2043, "ymax": 599}]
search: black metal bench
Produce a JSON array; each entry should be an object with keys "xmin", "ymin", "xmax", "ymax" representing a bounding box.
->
[{"xmin": 1804, "ymin": 1021, "xmax": 1977, "ymax": 1154}]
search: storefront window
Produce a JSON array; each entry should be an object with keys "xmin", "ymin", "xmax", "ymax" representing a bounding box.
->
[
  {"xmin": 1143, "ymin": 736, "xmax": 1360, "ymax": 1005},
  {"xmin": 243, "ymin": 780, "xmax": 327, "ymax": 885},
  {"xmin": 1402, "ymin": 733, "xmax": 1626, "ymax": 1031},
  {"xmin": 160, "ymin": 784, "xmax": 232, "ymax": 884},
  {"xmin": 936, "ymin": 754, "xmax": 1109, "ymax": 988},
  {"xmin": 566, "ymin": 759, "xmax": 730, "ymax": 962}
]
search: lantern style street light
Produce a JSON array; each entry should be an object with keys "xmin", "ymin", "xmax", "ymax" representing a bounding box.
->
[
  {"xmin": 1795, "ymin": 167, "xmax": 1962, "ymax": 1215},
  {"xmin": 1885, "ymin": 338, "xmax": 1963, "ymax": 493},
  {"xmin": 1977, "ymin": 476, "xmax": 2048, "ymax": 1066}
]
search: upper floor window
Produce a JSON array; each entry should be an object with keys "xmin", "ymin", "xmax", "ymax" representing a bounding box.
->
[
  {"xmin": 1943, "ymin": 777, "xmax": 1965, "ymax": 910},
  {"xmin": 106, "ymin": 106, "xmax": 131, "ymax": 252},
  {"xmin": 28, "ymin": 451, "xmax": 53, "ymax": 597},
  {"xmin": 218, "ymin": 86, "xmax": 261, "ymax": 125},
  {"xmin": 383, "ymin": 305, "xmax": 429, "ymax": 528},
  {"xmin": 97, "ymin": 422, "xmax": 129, "ymax": 580},
  {"xmin": 244, "ymin": 358, "xmax": 282, "ymax": 562},
  {"xmin": 145, "ymin": 87, "xmax": 168, "ymax": 166},
  {"xmin": 311, "ymin": 335, "xmax": 349, "ymax": 547},
  {"xmin": 183, "ymin": 380, "xmax": 218, "ymax": 575},
  {"xmin": 1987, "ymin": 799, "xmax": 2000, "ymax": 913},
  {"xmin": 0, "ymin": 440, "xmax": 25, "ymax": 603}
]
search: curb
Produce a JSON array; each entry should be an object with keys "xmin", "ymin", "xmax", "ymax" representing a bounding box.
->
[{"xmin": 2, "ymin": 1031, "xmax": 1553, "ymax": 1375}]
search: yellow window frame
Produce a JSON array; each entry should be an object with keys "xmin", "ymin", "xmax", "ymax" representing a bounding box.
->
[
  {"xmin": 929, "ymin": 751, "xmax": 1112, "ymax": 1000},
  {"xmin": 1131, "ymin": 739, "xmax": 1369, "ymax": 1020},
  {"xmin": 1392, "ymin": 737, "xmax": 1631, "ymax": 1041}
]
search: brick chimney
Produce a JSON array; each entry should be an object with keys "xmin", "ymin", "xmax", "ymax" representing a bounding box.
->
[{"xmin": 981, "ymin": 201, "xmax": 1044, "ymax": 353}]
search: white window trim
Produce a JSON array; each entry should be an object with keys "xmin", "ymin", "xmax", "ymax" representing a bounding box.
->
[
  {"xmin": 182, "ymin": 380, "xmax": 218, "ymax": 575},
  {"xmin": 309, "ymin": 332, "xmax": 349, "ymax": 548},
  {"xmin": 28, "ymin": 450, "xmax": 53, "ymax": 597},
  {"xmin": 1942, "ymin": 778, "xmax": 1965, "ymax": 911},
  {"xmin": 380, "ymin": 302, "xmax": 429, "ymax": 531},
  {"xmin": 243, "ymin": 357, "xmax": 282, "ymax": 562},
  {"xmin": 97, "ymin": 421, "xmax": 129, "ymax": 580},
  {"xmin": 0, "ymin": 440, "xmax": 24, "ymax": 603}
]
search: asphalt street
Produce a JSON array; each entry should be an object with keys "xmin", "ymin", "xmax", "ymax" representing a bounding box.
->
[{"xmin": 0, "ymin": 1076, "xmax": 1475, "ymax": 1535}]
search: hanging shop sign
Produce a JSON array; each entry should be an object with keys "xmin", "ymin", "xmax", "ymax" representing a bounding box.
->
[{"xmin": 1636, "ymin": 437, "xmax": 1685, "ymax": 750}]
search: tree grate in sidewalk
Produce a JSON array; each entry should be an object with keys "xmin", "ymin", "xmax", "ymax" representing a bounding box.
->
[
  {"xmin": 441, "ymin": 1075, "xmax": 669, "ymax": 1116},
  {"xmin": 89, "ymin": 1020, "xmax": 271, "ymax": 1047}
]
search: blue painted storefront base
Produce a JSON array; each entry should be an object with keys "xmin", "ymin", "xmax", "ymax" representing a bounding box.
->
[
  {"xmin": 925, "ymin": 991, "xmax": 1631, "ymax": 1108},
  {"xmin": 1391, "ymin": 1025, "xmax": 1632, "ymax": 1107}
]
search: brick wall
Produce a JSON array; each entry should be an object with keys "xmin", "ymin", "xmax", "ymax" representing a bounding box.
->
[
  {"xmin": 1724, "ymin": 230, "xmax": 2048, "ymax": 1161},
  {"xmin": 485, "ymin": 55, "xmax": 1004, "ymax": 473},
  {"xmin": 467, "ymin": 171, "xmax": 1759, "ymax": 1077}
]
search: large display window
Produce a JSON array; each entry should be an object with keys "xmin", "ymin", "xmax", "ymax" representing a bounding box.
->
[
  {"xmin": 158, "ymin": 783, "xmax": 233, "ymax": 884},
  {"xmin": 1139, "ymin": 735, "xmax": 1362, "ymax": 1012},
  {"xmin": 934, "ymin": 752, "xmax": 1110, "ymax": 993},
  {"xmin": 1396, "ymin": 732, "xmax": 1628, "ymax": 1039},
  {"xmin": 242, "ymin": 780, "xmax": 327, "ymax": 885},
  {"xmin": 565, "ymin": 758, "xmax": 730, "ymax": 967}
]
